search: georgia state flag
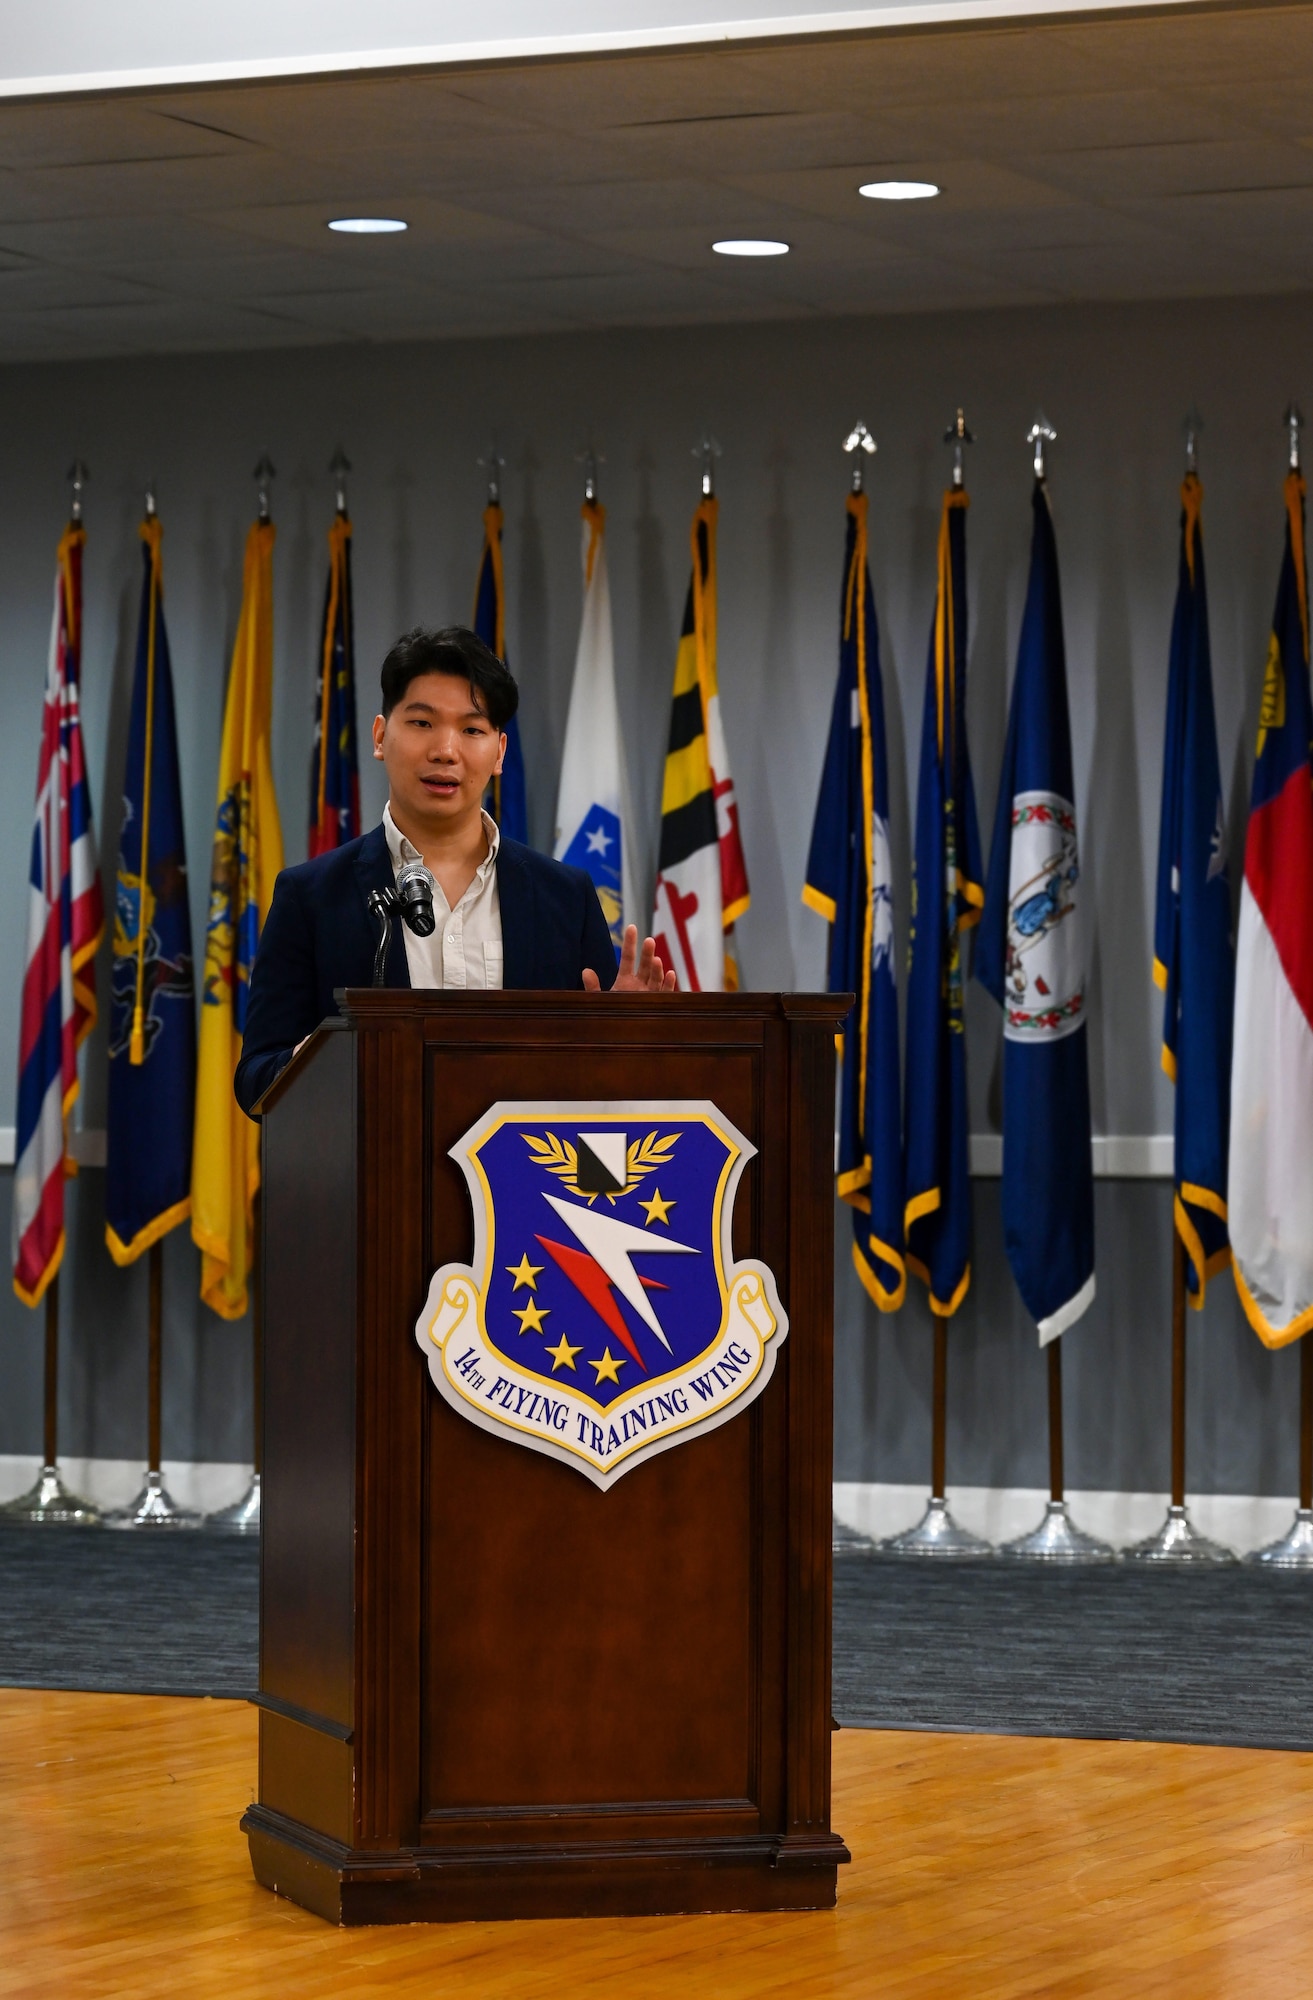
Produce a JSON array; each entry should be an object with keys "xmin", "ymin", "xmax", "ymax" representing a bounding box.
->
[{"xmin": 1229, "ymin": 470, "xmax": 1313, "ymax": 1347}]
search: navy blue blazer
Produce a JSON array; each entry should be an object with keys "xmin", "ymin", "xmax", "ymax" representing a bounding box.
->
[{"xmin": 234, "ymin": 823, "xmax": 616, "ymax": 1116}]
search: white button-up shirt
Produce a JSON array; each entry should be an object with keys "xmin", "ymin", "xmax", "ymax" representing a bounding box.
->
[{"xmin": 381, "ymin": 803, "xmax": 504, "ymax": 990}]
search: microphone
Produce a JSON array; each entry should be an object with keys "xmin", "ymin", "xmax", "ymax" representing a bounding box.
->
[{"xmin": 395, "ymin": 858, "xmax": 437, "ymax": 937}]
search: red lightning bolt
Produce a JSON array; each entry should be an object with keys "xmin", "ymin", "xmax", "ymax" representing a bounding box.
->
[{"xmin": 534, "ymin": 1235, "xmax": 666, "ymax": 1373}]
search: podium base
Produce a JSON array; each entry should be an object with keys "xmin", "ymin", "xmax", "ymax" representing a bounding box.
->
[
  {"xmin": 204, "ymin": 1472, "xmax": 261, "ymax": 1536},
  {"xmin": 104, "ymin": 1470, "xmax": 201, "ymax": 1530},
  {"xmin": 999, "ymin": 1499, "xmax": 1116, "ymax": 1563},
  {"xmin": 1125, "ymin": 1503, "xmax": 1235, "ymax": 1565},
  {"xmin": 883, "ymin": 1495, "xmax": 991, "ymax": 1559},
  {"xmin": 1244, "ymin": 1507, "xmax": 1313, "ymax": 1569},
  {"xmin": 0, "ymin": 1464, "xmax": 101, "ymax": 1527}
]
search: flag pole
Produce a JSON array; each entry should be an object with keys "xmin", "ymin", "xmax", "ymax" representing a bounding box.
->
[
  {"xmin": 0, "ymin": 1273, "xmax": 102, "ymax": 1524},
  {"xmin": 205, "ymin": 1190, "xmax": 263, "ymax": 1534},
  {"xmin": 106, "ymin": 1240, "xmax": 199, "ymax": 1529}
]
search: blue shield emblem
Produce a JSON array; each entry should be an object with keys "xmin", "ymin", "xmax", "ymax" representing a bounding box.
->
[{"xmin": 416, "ymin": 1100, "xmax": 788, "ymax": 1488}]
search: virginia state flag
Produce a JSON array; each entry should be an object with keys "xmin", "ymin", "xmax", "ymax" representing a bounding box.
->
[
  {"xmin": 13, "ymin": 519, "xmax": 105, "ymax": 1302},
  {"xmin": 474, "ymin": 502, "xmax": 527, "ymax": 843},
  {"xmin": 192, "ymin": 518, "xmax": 284, "ymax": 1318},
  {"xmin": 1229, "ymin": 470, "xmax": 1313, "ymax": 1347},
  {"xmin": 977, "ymin": 483, "xmax": 1095, "ymax": 1344},
  {"xmin": 308, "ymin": 507, "xmax": 359, "ymax": 856},
  {"xmin": 652, "ymin": 495, "xmax": 749, "ymax": 991},
  {"xmin": 903, "ymin": 487, "xmax": 982, "ymax": 1315},
  {"xmin": 1154, "ymin": 474, "xmax": 1233, "ymax": 1304},
  {"xmin": 105, "ymin": 517, "xmax": 195, "ymax": 1265},
  {"xmin": 554, "ymin": 498, "xmax": 636, "ymax": 951},
  {"xmin": 804, "ymin": 490, "xmax": 904, "ymax": 1309}
]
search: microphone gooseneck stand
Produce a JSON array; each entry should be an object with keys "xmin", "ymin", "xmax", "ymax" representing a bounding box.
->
[{"xmin": 369, "ymin": 862, "xmax": 438, "ymax": 986}]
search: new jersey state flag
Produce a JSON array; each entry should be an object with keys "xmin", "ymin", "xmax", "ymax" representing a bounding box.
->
[
  {"xmin": 803, "ymin": 490, "xmax": 904, "ymax": 1309},
  {"xmin": 903, "ymin": 486, "xmax": 983, "ymax": 1316},
  {"xmin": 474, "ymin": 501, "xmax": 528, "ymax": 843},
  {"xmin": 1154, "ymin": 473, "xmax": 1233, "ymax": 1305},
  {"xmin": 1229, "ymin": 469, "xmax": 1313, "ymax": 1347},
  {"xmin": 554, "ymin": 498, "xmax": 636, "ymax": 951},
  {"xmin": 191, "ymin": 518, "xmax": 284, "ymax": 1318},
  {"xmin": 308, "ymin": 507, "xmax": 359, "ymax": 856},
  {"xmin": 977, "ymin": 482, "xmax": 1095, "ymax": 1344}
]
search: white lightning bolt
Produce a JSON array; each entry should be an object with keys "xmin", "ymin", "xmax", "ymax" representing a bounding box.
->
[{"xmin": 541, "ymin": 1193, "xmax": 698, "ymax": 1355}]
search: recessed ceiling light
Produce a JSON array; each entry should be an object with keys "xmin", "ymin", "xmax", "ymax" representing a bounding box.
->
[
  {"xmin": 712, "ymin": 238, "xmax": 790, "ymax": 257},
  {"xmin": 327, "ymin": 216, "xmax": 408, "ymax": 234},
  {"xmin": 859, "ymin": 180, "xmax": 940, "ymax": 201}
]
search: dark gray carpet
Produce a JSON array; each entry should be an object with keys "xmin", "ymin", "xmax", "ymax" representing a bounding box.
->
[{"xmin": 833, "ymin": 1549, "xmax": 1313, "ymax": 1750}]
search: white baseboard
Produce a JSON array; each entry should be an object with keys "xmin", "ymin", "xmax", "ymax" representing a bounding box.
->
[
  {"xmin": 833, "ymin": 1480, "xmax": 1298, "ymax": 1557},
  {"xmin": 0, "ymin": 1454, "xmax": 253, "ymax": 1515}
]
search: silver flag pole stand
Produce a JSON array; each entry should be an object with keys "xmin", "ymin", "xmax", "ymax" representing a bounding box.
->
[
  {"xmin": 106, "ymin": 1243, "xmax": 200, "ymax": 1529},
  {"xmin": 1001, "ymin": 1340, "xmax": 1116, "ymax": 1562},
  {"xmin": 885, "ymin": 1310, "xmax": 991, "ymax": 1557},
  {"xmin": 205, "ymin": 1194, "xmax": 262, "ymax": 1535},
  {"xmin": 0, "ymin": 1275, "xmax": 101, "ymax": 1526},
  {"xmin": 1128, "ymin": 1231, "xmax": 1235, "ymax": 1564},
  {"xmin": 1246, "ymin": 1337, "xmax": 1313, "ymax": 1568}
]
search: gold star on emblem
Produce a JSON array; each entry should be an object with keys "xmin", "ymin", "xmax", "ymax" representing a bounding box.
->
[
  {"xmin": 513, "ymin": 1298, "xmax": 550, "ymax": 1335},
  {"xmin": 639, "ymin": 1186, "xmax": 675, "ymax": 1226},
  {"xmin": 545, "ymin": 1332, "xmax": 581, "ymax": 1373},
  {"xmin": 506, "ymin": 1251, "xmax": 543, "ymax": 1292},
  {"xmin": 589, "ymin": 1347, "xmax": 625, "ymax": 1385}
]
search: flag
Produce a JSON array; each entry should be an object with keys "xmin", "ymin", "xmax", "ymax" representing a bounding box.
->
[
  {"xmin": 554, "ymin": 498, "xmax": 636, "ymax": 951},
  {"xmin": 308, "ymin": 508, "xmax": 359, "ymax": 856},
  {"xmin": 191, "ymin": 518, "xmax": 284, "ymax": 1318},
  {"xmin": 13, "ymin": 520, "xmax": 105, "ymax": 1303},
  {"xmin": 977, "ymin": 482, "xmax": 1094, "ymax": 1344},
  {"xmin": 902, "ymin": 486, "xmax": 983, "ymax": 1315},
  {"xmin": 1228, "ymin": 469, "xmax": 1313, "ymax": 1347},
  {"xmin": 1153, "ymin": 473, "xmax": 1233, "ymax": 1305},
  {"xmin": 803, "ymin": 490, "xmax": 904, "ymax": 1310},
  {"xmin": 652, "ymin": 495, "xmax": 749, "ymax": 990},
  {"xmin": 474, "ymin": 502, "xmax": 527, "ymax": 843},
  {"xmin": 105, "ymin": 517, "xmax": 195, "ymax": 1266}
]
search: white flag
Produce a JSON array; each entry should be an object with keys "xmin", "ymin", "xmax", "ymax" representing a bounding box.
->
[{"xmin": 554, "ymin": 499, "xmax": 635, "ymax": 948}]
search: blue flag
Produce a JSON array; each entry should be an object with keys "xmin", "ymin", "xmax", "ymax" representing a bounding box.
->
[
  {"xmin": 1153, "ymin": 474, "xmax": 1233, "ymax": 1304},
  {"xmin": 803, "ymin": 490, "xmax": 904, "ymax": 1310},
  {"xmin": 105, "ymin": 517, "xmax": 196, "ymax": 1265},
  {"xmin": 308, "ymin": 510, "xmax": 360, "ymax": 856},
  {"xmin": 474, "ymin": 501, "xmax": 527, "ymax": 843},
  {"xmin": 977, "ymin": 483, "xmax": 1094, "ymax": 1342},
  {"xmin": 903, "ymin": 488, "xmax": 983, "ymax": 1316}
]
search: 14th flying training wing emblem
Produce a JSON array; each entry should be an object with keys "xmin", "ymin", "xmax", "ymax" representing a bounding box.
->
[{"xmin": 415, "ymin": 1101, "xmax": 788, "ymax": 1488}]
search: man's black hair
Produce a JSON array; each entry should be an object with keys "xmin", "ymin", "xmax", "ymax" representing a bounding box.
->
[{"xmin": 379, "ymin": 626, "xmax": 518, "ymax": 729}]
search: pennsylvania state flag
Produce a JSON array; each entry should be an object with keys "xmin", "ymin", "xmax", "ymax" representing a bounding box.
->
[
  {"xmin": 804, "ymin": 490, "xmax": 904, "ymax": 1309},
  {"xmin": 192, "ymin": 518, "xmax": 284, "ymax": 1318},
  {"xmin": 903, "ymin": 487, "xmax": 983, "ymax": 1316},
  {"xmin": 977, "ymin": 482, "xmax": 1095, "ymax": 1344},
  {"xmin": 308, "ymin": 506, "xmax": 359, "ymax": 856},
  {"xmin": 105, "ymin": 516, "xmax": 196, "ymax": 1264},
  {"xmin": 1153, "ymin": 473, "xmax": 1233, "ymax": 1305},
  {"xmin": 474, "ymin": 502, "xmax": 527, "ymax": 843}
]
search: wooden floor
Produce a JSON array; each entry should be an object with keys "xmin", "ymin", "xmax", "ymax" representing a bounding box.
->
[{"xmin": 5, "ymin": 1692, "xmax": 1313, "ymax": 2000}]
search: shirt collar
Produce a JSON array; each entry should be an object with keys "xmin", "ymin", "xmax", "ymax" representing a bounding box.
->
[{"xmin": 381, "ymin": 801, "xmax": 500, "ymax": 880}]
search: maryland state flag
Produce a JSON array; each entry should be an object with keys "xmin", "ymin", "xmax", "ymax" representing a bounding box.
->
[
  {"xmin": 1153, "ymin": 473, "xmax": 1233, "ymax": 1305},
  {"xmin": 474, "ymin": 502, "xmax": 527, "ymax": 843},
  {"xmin": 13, "ymin": 519, "xmax": 105, "ymax": 1302},
  {"xmin": 191, "ymin": 518, "xmax": 284, "ymax": 1318},
  {"xmin": 308, "ymin": 507, "xmax": 359, "ymax": 856},
  {"xmin": 652, "ymin": 495, "xmax": 749, "ymax": 990},
  {"xmin": 1229, "ymin": 469, "xmax": 1313, "ymax": 1347},
  {"xmin": 903, "ymin": 487, "xmax": 982, "ymax": 1315},
  {"xmin": 105, "ymin": 517, "xmax": 195, "ymax": 1265},
  {"xmin": 977, "ymin": 482, "xmax": 1095, "ymax": 1344},
  {"xmin": 803, "ymin": 490, "xmax": 904, "ymax": 1309}
]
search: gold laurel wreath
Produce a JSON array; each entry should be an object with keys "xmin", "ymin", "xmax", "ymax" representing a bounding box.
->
[{"xmin": 521, "ymin": 1129, "xmax": 679, "ymax": 1205}]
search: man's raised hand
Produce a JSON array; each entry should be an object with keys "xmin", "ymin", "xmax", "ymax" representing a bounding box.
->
[{"xmin": 582, "ymin": 924, "xmax": 678, "ymax": 993}]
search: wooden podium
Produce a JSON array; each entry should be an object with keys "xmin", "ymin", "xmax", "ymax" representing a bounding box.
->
[{"xmin": 242, "ymin": 989, "xmax": 849, "ymax": 1925}]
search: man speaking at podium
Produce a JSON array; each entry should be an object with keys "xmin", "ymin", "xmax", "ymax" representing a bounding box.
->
[{"xmin": 235, "ymin": 626, "xmax": 673, "ymax": 1117}]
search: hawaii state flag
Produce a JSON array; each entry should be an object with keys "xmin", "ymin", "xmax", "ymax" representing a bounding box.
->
[
  {"xmin": 977, "ymin": 482, "xmax": 1095, "ymax": 1344},
  {"xmin": 652, "ymin": 494, "xmax": 749, "ymax": 990},
  {"xmin": 192, "ymin": 517, "xmax": 284, "ymax": 1318},
  {"xmin": 308, "ymin": 506, "xmax": 359, "ymax": 856},
  {"xmin": 105, "ymin": 516, "xmax": 195, "ymax": 1266},
  {"xmin": 1154, "ymin": 473, "xmax": 1233, "ymax": 1305},
  {"xmin": 474, "ymin": 501, "xmax": 527, "ymax": 843},
  {"xmin": 13, "ymin": 519, "xmax": 105, "ymax": 1303},
  {"xmin": 903, "ymin": 485, "xmax": 982, "ymax": 1316},
  {"xmin": 803, "ymin": 489, "xmax": 904, "ymax": 1309},
  {"xmin": 1229, "ymin": 469, "xmax": 1313, "ymax": 1347},
  {"xmin": 554, "ymin": 497, "xmax": 636, "ymax": 951}
]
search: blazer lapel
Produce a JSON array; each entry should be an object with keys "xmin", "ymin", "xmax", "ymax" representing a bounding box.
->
[
  {"xmin": 353, "ymin": 823, "xmax": 411, "ymax": 989},
  {"xmin": 496, "ymin": 839, "xmax": 536, "ymax": 989}
]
